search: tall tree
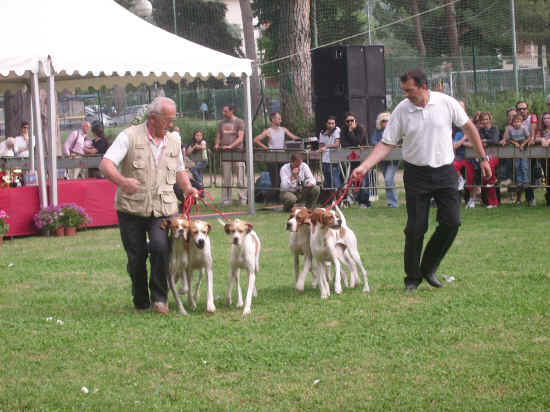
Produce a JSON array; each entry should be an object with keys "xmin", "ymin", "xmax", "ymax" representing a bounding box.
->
[
  {"xmin": 279, "ymin": 0, "xmax": 313, "ymax": 133},
  {"xmin": 239, "ymin": 0, "xmax": 261, "ymax": 113},
  {"xmin": 410, "ymin": 0, "xmax": 426, "ymax": 64},
  {"xmin": 445, "ymin": 0, "xmax": 466, "ymax": 94},
  {"xmin": 516, "ymin": 0, "xmax": 550, "ymax": 69},
  {"xmin": 153, "ymin": 0, "xmax": 243, "ymax": 57}
]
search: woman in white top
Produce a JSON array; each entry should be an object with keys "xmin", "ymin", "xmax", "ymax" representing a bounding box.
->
[{"xmin": 254, "ymin": 112, "xmax": 301, "ymax": 202}]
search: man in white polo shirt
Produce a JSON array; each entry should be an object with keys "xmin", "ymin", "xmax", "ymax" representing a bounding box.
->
[{"xmin": 353, "ymin": 68, "xmax": 491, "ymax": 291}]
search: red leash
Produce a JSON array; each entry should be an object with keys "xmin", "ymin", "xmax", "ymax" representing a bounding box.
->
[
  {"xmin": 182, "ymin": 190, "xmax": 232, "ymax": 222},
  {"xmin": 321, "ymin": 173, "xmax": 363, "ymax": 210}
]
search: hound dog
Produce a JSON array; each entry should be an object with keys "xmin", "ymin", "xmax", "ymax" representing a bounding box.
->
[
  {"xmin": 161, "ymin": 216, "xmax": 190, "ymax": 314},
  {"xmin": 309, "ymin": 208, "xmax": 344, "ymax": 299},
  {"xmin": 220, "ymin": 218, "xmax": 261, "ymax": 315},
  {"xmin": 286, "ymin": 207, "xmax": 315, "ymax": 291},
  {"xmin": 185, "ymin": 220, "xmax": 216, "ymax": 313},
  {"xmin": 332, "ymin": 204, "xmax": 370, "ymax": 292}
]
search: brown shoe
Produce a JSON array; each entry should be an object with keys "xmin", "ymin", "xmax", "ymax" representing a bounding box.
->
[{"xmin": 152, "ymin": 301, "xmax": 169, "ymax": 314}]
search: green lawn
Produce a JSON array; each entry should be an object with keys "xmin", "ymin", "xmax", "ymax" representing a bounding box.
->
[{"xmin": 1, "ymin": 194, "xmax": 549, "ymax": 411}]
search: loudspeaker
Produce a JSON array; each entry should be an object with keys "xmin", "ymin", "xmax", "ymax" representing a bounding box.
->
[{"xmin": 312, "ymin": 45, "xmax": 386, "ymax": 134}]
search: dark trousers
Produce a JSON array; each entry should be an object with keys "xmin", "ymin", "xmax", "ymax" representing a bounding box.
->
[
  {"xmin": 117, "ymin": 211, "xmax": 171, "ymax": 309},
  {"xmin": 266, "ymin": 162, "xmax": 283, "ymax": 202},
  {"xmin": 403, "ymin": 162, "xmax": 461, "ymax": 286}
]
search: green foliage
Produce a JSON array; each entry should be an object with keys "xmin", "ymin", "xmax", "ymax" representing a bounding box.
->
[
  {"xmin": 153, "ymin": 0, "xmax": 243, "ymax": 58},
  {"xmin": 466, "ymin": 91, "xmax": 548, "ymax": 128},
  {"xmin": 254, "ymin": 0, "xmax": 368, "ymax": 75},
  {"xmin": 373, "ymin": 0, "xmax": 512, "ymax": 57}
]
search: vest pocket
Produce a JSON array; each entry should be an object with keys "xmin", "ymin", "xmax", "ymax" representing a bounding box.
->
[
  {"xmin": 118, "ymin": 191, "xmax": 146, "ymax": 213},
  {"xmin": 132, "ymin": 159, "xmax": 147, "ymax": 182},
  {"xmin": 160, "ymin": 191, "xmax": 178, "ymax": 216},
  {"xmin": 166, "ymin": 160, "xmax": 177, "ymax": 184}
]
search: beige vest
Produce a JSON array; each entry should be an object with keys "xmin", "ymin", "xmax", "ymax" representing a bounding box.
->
[{"xmin": 115, "ymin": 123, "xmax": 180, "ymax": 217}]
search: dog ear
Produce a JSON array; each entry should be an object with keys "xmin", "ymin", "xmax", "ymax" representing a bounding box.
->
[
  {"xmin": 224, "ymin": 222, "xmax": 231, "ymax": 234},
  {"xmin": 246, "ymin": 223, "xmax": 253, "ymax": 233},
  {"xmin": 289, "ymin": 207, "xmax": 297, "ymax": 216},
  {"xmin": 160, "ymin": 219, "xmax": 169, "ymax": 230},
  {"xmin": 206, "ymin": 223, "xmax": 212, "ymax": 233}
]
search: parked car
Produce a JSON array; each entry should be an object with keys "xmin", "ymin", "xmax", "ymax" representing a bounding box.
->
[
  {"xmin": 110, "ymin": 104, "xmax": 148, "ymax": 125},
  {"xmin": 85, "ymin": 112, "xmax": 116, "ymax": 127}
]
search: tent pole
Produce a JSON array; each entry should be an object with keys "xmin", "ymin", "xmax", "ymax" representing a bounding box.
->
[
  {"xmin": 31, "ymin": 72, "xmax": 48, "ymax": 209},
  {"xmin": 47, "ymin": 62, "xmax": 58, "ymax": 206},
  {"xmin": 28, "ymin": 82, "xmax": 35, "ymax": 171},
  {"xmin": 244, "ymin": 75, "xmax": 255, "ymax": 215}
]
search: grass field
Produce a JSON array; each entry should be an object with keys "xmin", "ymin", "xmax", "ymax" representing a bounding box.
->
[{"xmin": 1, "ymin": 193, "xmax": 550, "ymax": 411}]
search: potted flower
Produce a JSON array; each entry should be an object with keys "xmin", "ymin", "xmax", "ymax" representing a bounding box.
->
[
  {"xmin": 58, "ymin": 203, "xmax": 91, "ymax": 235},
  {"xmin": 0, "ymin": 209, "xmax": 9, "ymax": 244},
  {"xmin": 33, "ymin": 205, "xmax": 64, "ymax": 236}
]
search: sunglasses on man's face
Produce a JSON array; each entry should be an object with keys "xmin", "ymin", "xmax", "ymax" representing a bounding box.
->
[{"xmin": 345, "ymin": 119, "xmax": 355, "ymax": 123}]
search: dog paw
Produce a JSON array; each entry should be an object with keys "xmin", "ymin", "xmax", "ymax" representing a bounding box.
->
[
  {"xmin": 242, "ymin": 308, "xmax": 251, "ymax": 315},
  {"xmin": 362, "ymin": 285, "xmax": 370, "ymax": 293},
  {"xmin": 334, "ymin": 286, "xmax": 343, "ymax": 295},
  {"xmin": 225, "ymin": 297, "xmax": 232, "ymax": 306},
  {"xmin": 236, "ymin": 301, "xmax": 244, "ymax": 308},
  {"xmin": 295, "ymin": 284, "xmax": 305, "ymax": 292},
  {"xmin": 207, "ymin": 304, "xmax": 216, "ymax": 313}
]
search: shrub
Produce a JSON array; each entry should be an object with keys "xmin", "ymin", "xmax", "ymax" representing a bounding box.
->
[
  {"xmin": 0, "ymin": 209, "xmax": 9, "ymax": 236},
  {"xmin": 33, "ymin": 206, "xmax": 63, "ymax": 231},
  {"xmin": 58, "ymin": 203, "xmax": 91, "ymax": 228}
]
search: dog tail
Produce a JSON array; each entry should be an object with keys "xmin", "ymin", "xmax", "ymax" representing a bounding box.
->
[
  {"xmin": 216, "ymin": 218, "xmax": 226, "ymax": 227},
  {"xmin": 333, "ymin": 203, "xmax": 347, "ymax": 226}
]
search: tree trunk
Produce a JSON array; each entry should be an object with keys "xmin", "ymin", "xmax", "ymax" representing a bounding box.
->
[
  {"xmin": 279, "ymin": 0, "xmax": 313, "ymax": 135},
  {"xmin": 410, "ymin": 0, "xmax": 426, "ymax": 67},
  {"xmin": 4, "ymin": 88, "xmax": 31, "ymax": 137},
  {"xmin": 445, "ymin": 1, "xmax": 466, "ymax": 96},
  {"xmin": 239, "ymin": 0, "xmax": 261, "ymax": 115}
]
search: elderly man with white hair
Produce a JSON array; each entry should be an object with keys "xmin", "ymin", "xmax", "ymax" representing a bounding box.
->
[
  {"xmin": 100, "ymin": 97, "xmax": 198, "ymax": 314},
  {"xmin": 0, "ymin": 137, "xmax": 16, "ymax": 157}
]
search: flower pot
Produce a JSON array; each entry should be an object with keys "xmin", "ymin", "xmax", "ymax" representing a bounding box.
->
[
  {"xmin": 64, "ymin": 226, "xmax": 77, "ymax": 236},
  {"xmin": 55, "ymin": 226, "xmax": 65, "ymax": 237},
  {"xmin": 40, "ymin": 228, "xmax": 51, "ymax": 237}
]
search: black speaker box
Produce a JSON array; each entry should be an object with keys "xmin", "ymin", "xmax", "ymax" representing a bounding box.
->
[{"xmin": 312, "ymin": 45, "xmax": 386, "ymax": 134}]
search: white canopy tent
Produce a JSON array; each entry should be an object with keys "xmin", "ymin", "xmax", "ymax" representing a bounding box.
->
[{"xmin": 0, "ymin": 0, "xmax": 255, "ymax": 213}]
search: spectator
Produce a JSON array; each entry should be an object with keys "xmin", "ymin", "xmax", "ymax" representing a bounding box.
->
[
  {"xmin": 85, "ymin": 121, "xmax": 109, "ymax": 178},
  {"xmin": 477, "ymin": 111, "xmax": 500, "ymax": 208},
  {"xmin": 99, "ymin": 97, "xmax": 197, "ymax": 314},
  {"xmin": 280, "ymin": 153, "xmax": 320, "ymax": 212},
  {"xmin": 515, "ymin": 101, "xmax": 538, "ymax": 206},
  {"xmin": 14, "ymin": 121, "xmax": 32, "ymax": 157},
  {"xmin": 214, "ymin": 105, "xmax": 246, "ymax": 205},
  {"xmin": 340, "ymin": 112, "xmax": 371, "ymax": 208},
  {"xmin": 502, "ymin": 114, "xmax": 530, "ymax": 204},
  {"xmin": 0, "ymin": 137, "xmax": 15, "ymax": 157},
  {"xmin": 254, "ymin": 112, "xmax": 301, "ymax": 202},
  {"xmin": 63, "ymin": 121, "xmax": 91, "ymax": 179},
  {"xmin": 319, "ymin": 115, "xmax": 341, "ymax": 190},
  {"xmin": 498, "ymin": 107, "xmax": 518, "ymax": 186},
  {"xmin": 370, "ymin": 112, "xmax": 399, "ymax": 208},
  {"xmin": 186, "ymin": 129, "xmax": 208, "ymax": 188},
  {"xmin": 535, "ymin": 111, "xmax": 550, "ymax": 206},
  {"xmin": 453, "ymin": 128, "xmax": 477, "ymax": 208}
]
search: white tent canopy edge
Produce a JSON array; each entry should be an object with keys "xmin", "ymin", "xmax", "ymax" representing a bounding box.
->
[{"xmin": 0, "ymin": 0, "xmax": 255, "ymax": 214}]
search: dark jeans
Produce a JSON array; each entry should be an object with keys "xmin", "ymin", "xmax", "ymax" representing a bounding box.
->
[
  {"xmin": 267, "ymin": 162, "xmax": 283, "ymax": 202},
  {"xmin": 117, "ymin": 211, "xmax": 171, "ymax": 309},
  {"xmin": 403, "ymin": 162, "xmax": 461, "ymax": 286}
]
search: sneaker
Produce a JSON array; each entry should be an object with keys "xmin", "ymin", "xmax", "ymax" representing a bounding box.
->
[
  {"xmin": 486, "ymin": 205, "xmax": 497, "ymax": 209},
  {"xmin": 358, "ymin": 204, "xmax": 368, "ymax": 209},
  {"xmin": 528, "ymin": 199, "xmax": 536, "ymax": 207},
  {"xmin": 466, "ymin": 199, "xmax": 475, "ymax": 209},
  {"xmin": 501, "ymin": 178, "xmax": 512, "ymax": 187},
  {"xmin": 457, "ymin": 175, "xmax": 465, "ymax": 191}
]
